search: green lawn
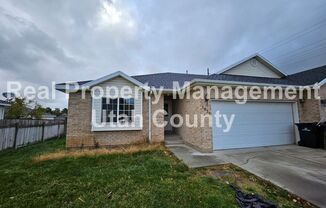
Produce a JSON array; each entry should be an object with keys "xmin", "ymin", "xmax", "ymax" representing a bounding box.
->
[{"xmin": 0, "ymin": 138, "xmax": 313, "ymax": 208}]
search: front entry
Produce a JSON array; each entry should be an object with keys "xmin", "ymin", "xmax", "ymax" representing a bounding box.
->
[{"xmin": 164, "ymin": 100, "xmax": 173, "ymax": 132}]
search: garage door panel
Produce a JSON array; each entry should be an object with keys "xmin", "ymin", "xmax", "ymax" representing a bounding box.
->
[
  {"xmin": 227, "ymin": 114, "xmax": 293, "ymax": 125},
  {"xmin": 215, "ymin": 124, "xmax": 294, "ymax": 135},
  {"xmin": 216, "ymin": 103, "xmax": 293, "ymax": 113},
  {"xmin": 212, "ymin": 102, "xmax": 295, "ymax": 150},
  {"xmin": 213, "ymin": 133, "xmax": 294, "ymax": 149},
  {"xmin": 218, "ymin": 108, "xmax": 292, "ymax": 114}
]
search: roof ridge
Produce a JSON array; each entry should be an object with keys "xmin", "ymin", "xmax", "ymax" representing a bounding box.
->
[
  {"xmin": 209, "ymin": 73, "xmax": 288, "ymax": 80},
  {"xmin": 132, "ymin": 72, "xmax": 206, "ymax": 77}
]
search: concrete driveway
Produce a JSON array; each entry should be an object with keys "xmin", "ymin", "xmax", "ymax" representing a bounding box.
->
[{"xmin": 167, "ymin": 144, "xmax": 326, "ymax": 207}]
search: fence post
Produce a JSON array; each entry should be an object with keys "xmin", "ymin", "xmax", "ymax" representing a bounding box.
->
[
  {"xmin": 13, "ymin": 122, "xmax": 19, "ymax": 149},
  {"xmin": 64, "ymin": 118, "xmax": 67, "ymax": 137},
  {"xmin": 41, "ymin": 122, "xmax": 45, "ymax": 142},
  {"xmin": 57, "ymin": 121, "xmax": 60, "ymax": 139}
]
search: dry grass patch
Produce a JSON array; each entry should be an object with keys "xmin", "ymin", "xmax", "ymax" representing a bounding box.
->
[
  {"xmin": 33, "ymin": 143, "xmax": 165, "ymax": 162},
  {"xmin": 197, "ymin": 164, "xmax": 315, "ymax": 208}
]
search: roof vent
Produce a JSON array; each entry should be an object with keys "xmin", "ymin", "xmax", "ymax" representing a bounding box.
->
[{"xmin": 250, "ymin": 59, "xmax": 258, "ymax": 67}]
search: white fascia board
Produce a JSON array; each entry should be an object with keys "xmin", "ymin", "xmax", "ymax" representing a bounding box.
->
[
  {"xmin": 256, "ymin": 55, "xmax": 288, "ymax": 77},
  {"xmin": 318, "ymin": 78, "xmax": 326, "ymax": 86},
  {"xmin": 216, "ymin": 54, "xmax": 258, "ymax": 75},
  {"xmin": 0, "ymin": 103, "xmax": 10, "ymax": 107},
  {"xmin": 55, "ymin": 71, "xmax": 150, "ymax": 93},
  {"xmin": 55, "ymin": 83, "xmax": 81, "ymax": 93},
  {"xmin": 83, "ymin": 71, "xmax": 150, "ymax": 90},
  {"xmin": 187, "ymin": 78, "xmax": 301, "ymax": 88}
]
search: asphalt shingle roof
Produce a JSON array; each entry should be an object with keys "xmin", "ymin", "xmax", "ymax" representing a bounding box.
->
[
  {"xmin": 207, "ymin": 73, "xmax": 298, "ymax": 85},
  {"xmin": 286, "ymin": 65, "xmax": 326, "ymax": 85},
  {"xmin": 132, "ymin": 72, "xmax": 209, "ymax": 89},
  {"xmin": 56, "ymin": 65, "xmax": 326, "ymax": 90}
]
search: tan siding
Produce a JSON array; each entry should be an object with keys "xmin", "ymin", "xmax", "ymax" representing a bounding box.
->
[{"xmin": 223, "ymin": 58, "xmax": 281, "ymax": 78}]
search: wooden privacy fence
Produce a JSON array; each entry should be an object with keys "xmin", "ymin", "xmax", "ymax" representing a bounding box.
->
[{"xmin": 0, "ymin": 119, "xmax": 66, "ymax": 151}]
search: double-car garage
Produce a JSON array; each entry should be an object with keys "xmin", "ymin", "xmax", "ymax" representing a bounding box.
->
[{"xmin": 211, "ymin": 101, "xmax": 297, "ymax": 150}]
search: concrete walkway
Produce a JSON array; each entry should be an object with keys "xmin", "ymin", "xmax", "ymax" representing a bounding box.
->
[
  {"xmin": 167, "ymin": 143, "xmax": 326, "ymax": 207},
  {"xmin": 165, "ymin": 135, "xmax": 227, "ymax": 168}
]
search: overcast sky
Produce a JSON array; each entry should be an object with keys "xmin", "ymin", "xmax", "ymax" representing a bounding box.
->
[{"xmin": 1, "ymin": 0, "xmax": 326, "ymax": 108}]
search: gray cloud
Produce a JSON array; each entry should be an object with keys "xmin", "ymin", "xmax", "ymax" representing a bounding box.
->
[{"xmin": 0, "ymin": 0, "xmax": 326, "ymax": 108}]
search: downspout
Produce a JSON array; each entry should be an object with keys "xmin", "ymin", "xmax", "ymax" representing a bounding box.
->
[{"xmin": 148, "ymin": 89, "xmax": 152, "ymax": 143}]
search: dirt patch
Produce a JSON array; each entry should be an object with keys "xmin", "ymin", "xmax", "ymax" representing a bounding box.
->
[{"xmin": 33, "ymin": 143, "xmax": 165, "ymax": 162}]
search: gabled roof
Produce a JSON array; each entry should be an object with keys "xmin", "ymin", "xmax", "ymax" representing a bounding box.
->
[
  {"xmin": 83, "ymin": 71, "xmax": 148, "ymax": 89},
  {"xmin": 56, "ymin": 71, "xmax": 150, "ymax": 92},
  {"xmin": 55, "ymin": 64, "xmax": 326, "ymax": 92},
  {"xmin": 217, "ymin": 53, "xmax": 287, "ymax": 77}
]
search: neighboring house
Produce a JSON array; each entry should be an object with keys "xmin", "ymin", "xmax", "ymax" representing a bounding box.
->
[
  {"xmin": 56, "ymin": 54, "xmax": 326, "ymax": 152},
  {"xmin": 0, "ymin": 100, "xmax": 10, "ymax": 120},
  {"xmin": 55, "ymin": 113, "xmax": 67, "ymax": 120},
  {"xmin": 41, "ymin": 113, "xmax": 57, "ymax": 120}
]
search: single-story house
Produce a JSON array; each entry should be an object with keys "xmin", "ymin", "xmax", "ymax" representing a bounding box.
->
[
  {"xmin": 0, "ymin": 100, "xmax": 10, "ymax": 120},
  {"xmin": 56, "ymin": 54, "xmax": 326, "ymax": 152},
  {"xmin": 41, "ymin": 113, "xmax": 57, "ymax": 120},
  {"xmin": 55, "ymin": 113, "xmax": 67, "ymax": 121}
]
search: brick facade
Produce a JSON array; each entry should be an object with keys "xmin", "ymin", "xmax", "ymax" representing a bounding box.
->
[
  {"xmin": 66, "ymin": 84, "xmax": 324, "ymax": 151},
  {"xmin": 150, "ymin": 94, "xmax": 165, "ymax": 143},
  {"xmin": 298, "ymin": 87, "xmax": 325, "ymax": 123},
  {"xmin": 66, "ymin": 91, "xmax": 164, "ymax": 148},
  {"xmin": 173, "ymin": 86, "xmax": 323, "ymax": 152},
  {"xmin": 174, "ymin": 95, "xmax": 213, "ymax": 152},
  {"xmin": 319, "ymin": 85, "xmax": 326, "ymax": 122},
  {"xmin": 298, "ymin": 99, "xmax": 321, "ymax": 123}
]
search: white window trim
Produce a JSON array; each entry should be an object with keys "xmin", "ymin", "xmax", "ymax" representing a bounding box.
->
[
  {"xmin": 102, "ymin": 97, "xmax": 135, "ymax": 124},
  {"xmin": 91, "ymin": 95, "xmax": 143, "ymax": 132}
]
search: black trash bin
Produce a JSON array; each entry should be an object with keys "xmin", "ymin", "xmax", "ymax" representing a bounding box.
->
[
  {"xmin": 319, "ymin": 122, "xmax": 326, "ymax": 149},
  {"xmin": 295, "ymin": 122, "xmax": 324, "ymax": 148}
]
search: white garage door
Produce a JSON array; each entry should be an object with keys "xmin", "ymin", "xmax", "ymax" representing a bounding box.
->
[{"xmin": 212, "ymin": 101, "xmax": 295, "ymax": 150}]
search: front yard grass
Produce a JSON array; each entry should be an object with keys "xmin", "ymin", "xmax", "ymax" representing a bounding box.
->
[{"xmin": 0, "ymin": 138, "xmax": 314, "ymax": 208}]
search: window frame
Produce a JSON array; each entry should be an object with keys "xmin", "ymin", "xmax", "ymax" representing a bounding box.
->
[
  {"xmin": 101, "ymin": 97, "xmax": 135, "ymax": 125},
  {"xmin": 91, "ymin": 89, "xmax": 143, "ymax": 132}
]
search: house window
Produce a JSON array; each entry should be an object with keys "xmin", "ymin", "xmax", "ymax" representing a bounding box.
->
[{"xmin": 102, "ymin": 98, "xmax": 135, "ymax": 123}]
